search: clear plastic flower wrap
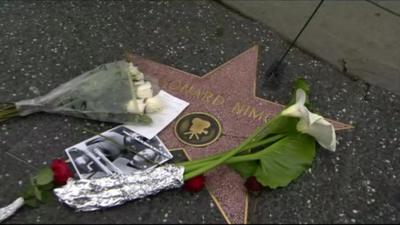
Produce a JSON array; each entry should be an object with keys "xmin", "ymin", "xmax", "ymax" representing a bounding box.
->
[{"xmin": 0, "ymin": 59, "xmax": 163, "ymax": 124}]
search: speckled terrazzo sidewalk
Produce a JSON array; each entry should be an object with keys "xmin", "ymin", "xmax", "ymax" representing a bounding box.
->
[{"xmin": 0, "ymin": 0, "xmax": 399, "ymax": 224}]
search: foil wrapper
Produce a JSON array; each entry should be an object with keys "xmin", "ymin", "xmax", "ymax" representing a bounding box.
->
[
  {"xmin": 54, "ymin": 165, "xmax": 184, "ymax": 212},
  {"xmin": 0, "ymin": 198, "xmax": 24, "ymax": 223}
]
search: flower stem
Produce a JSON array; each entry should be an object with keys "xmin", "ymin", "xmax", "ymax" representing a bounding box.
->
[
  {"xmin": 183, "ymin": 123, "xmax": 270, "ymax": 180},
  {"xmin": 184, "ymin": 150, "xmax": 263, "ymax": 172},
  {"xmin": 0, "ymin": 103, "xmax": 18, "ymax": 122},
  {"xmin": 224, "ymin": 153, "xmax": 261, "ymax": 164},
  {"xmin": 177, "ymin": 134, "xmax": 285, "ymax": 168}
]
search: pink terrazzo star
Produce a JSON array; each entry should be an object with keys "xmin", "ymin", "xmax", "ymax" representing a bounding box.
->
[{"xmin": 131, "ymin": 46, "xmax": 352, "ymax": 224}]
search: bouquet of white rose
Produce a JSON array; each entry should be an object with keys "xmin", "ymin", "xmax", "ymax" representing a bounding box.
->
[
  {"xmin": 0, "ymin": 79, "xmax": 340, "ymax": 223},
  {"xmin": 0, "ymin": 57, "xmax": 163, "ymax": 124}
]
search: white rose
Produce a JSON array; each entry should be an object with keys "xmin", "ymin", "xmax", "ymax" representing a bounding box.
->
[
  {"xmin": 127, "ymin": 99, "xmax": 146, "ymax": 114},
  {"xmin": 134, "ymin": 80, "xmax": 146, "ymax": 86},
  {"xmin": 135, "ymin": 72, "xmax": 145, "ymax": 81},
  {"xmin": 128, "ymin": 63, "xmax": 144, "ymax": 81},
  {"xmin": 136, "ymin": 81, "xmax": 153, "ymax": 99},
  {"xmin": 144, "ymin": 95, "xmax": 163, "ymax": 113},
  {"xmin": 128, "ymin": 63, "xmax": 140, "ymax": 75}
]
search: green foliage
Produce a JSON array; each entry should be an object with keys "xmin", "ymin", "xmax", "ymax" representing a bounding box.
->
[
  {"xmin": 24, "ymin": 198, "xmax": 39, "ymax": 208},
  {"xmin": 258, "ymin": 115, "xmax": 298, "ymax": 138},
  {"xmin": 0, "ymin": 103, "xmax": 19, "ymax": 123},
  {"xmin": 38, "ymin": 183, "xmax": 54, "ymax": 191},
  {"xmin": 294, "ymin": 78, "xmax": 310, "ymax": 94},
  {"xmin": 127, "ymin": 113, "xmax": 152, "ymax": 124},
  {"xmin": 33, "ymin": 185, "xmax": 42, "ymax": 201},
  {"xmin": 40, "ymin": 191, "xmax": 54, "ymax": 203},
  {"xmin": 288, "ymin": 78, "xmax": 311, "ymax": 108},
  {"xmin": 22, "ymin": 186, "xmax": 35, "ymax": 200},
  {"xmin": 35, "ymin": 168, "xmax": 54, "ymax": 186},
  {"xmin": 230, "ymin": 133, "xmax": 316, "ymax": 189},
  {"xmin": 183, "ymin": 78, "xmax": 319, "ymax": 189},
  {"xmin": 22, "ymin": 168, "xmax": 54, "ymax": 208},
  {"xmin": 229, "ymin": 161, "xmax": 259, "ymax": 179}
]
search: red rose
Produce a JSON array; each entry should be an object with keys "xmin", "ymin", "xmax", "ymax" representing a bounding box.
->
[
  {"xmin": 184, "ymin": 175, "xmax": 206, "ymax": 193},
  {"xmin": 51, "ymin": 159, "xmax": 73, "ymax": 186},
  {"xmin": 245, "ymin": 176, "xmax": 263, "ymax": 193}
]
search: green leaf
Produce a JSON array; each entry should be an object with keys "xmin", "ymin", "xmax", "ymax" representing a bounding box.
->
[
  {"xmin": 294, "ymin": 78, "xmax": 310, "ymax": 94},
  {"xmin": 253, "ymin": 115, "xmax": 298, "ymax": 143},
  {"xmin": 229, "ymin": 161, "xmax": 259, "ymax": 179},
  {"xmin": 24, "ymin": 177, "xmax": 42, "ymax": 200},
  {"xmin": 24, "ymin": 198, "xmax": 39, "ymax": 208},
  {"xmin": 35, "ymin": 168, "xmax": 54, "ymax": 186},
  {"xmin": 265, "ymin": 115, "xmax": 298, "ymax": 135},
  {"xmin": 33, "ymin": 185, "xmax": 42, "ymax": 201},
  {"xmin": 128, "ymin": 114, "xmax": 152, "ymax": 124},
  {"xmin": 241, "ymin": 108, "xmax": 299, "ymax": 151},
  {"xmin": 254, "ymin": 133, "xmax": 316, "ymax": 189},
  {"xmin": 38, "ymin": 182, "xmax": 54, "ymax": 191},
  {"xmin": 22, "ymin": 186, "xmax": 36, "ymax": 200},
  {"xmin": 40, "ymin": 191, "xmax": 53, "ymax": 203}
]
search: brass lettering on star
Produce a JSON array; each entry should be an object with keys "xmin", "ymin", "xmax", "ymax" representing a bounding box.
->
[
  {"xmin": 162, "ymin": 80, "xmax": 225, "ymax": 106},
  {"xmin": 232, "ymin": 102, "xmax": 272, "ymax": 122},
  {"xmin": 161, "ymin": 79, "xmax": 273, "ymax": 122}
]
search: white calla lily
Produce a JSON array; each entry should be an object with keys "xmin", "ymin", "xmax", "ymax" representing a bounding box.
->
[{"xmin": 281, "ymin": 89, "xmax": 336, "ymax": 151}]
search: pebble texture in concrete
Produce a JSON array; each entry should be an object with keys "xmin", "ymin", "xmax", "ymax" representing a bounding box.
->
[{"xmin": 222, "ymin": 0, "xmax": 400, "ymax": 95}]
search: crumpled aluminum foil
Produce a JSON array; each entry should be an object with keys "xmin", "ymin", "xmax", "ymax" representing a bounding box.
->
[{"xmin": 54, "ymin": 165, "xmax": 184, "ymax": 212}]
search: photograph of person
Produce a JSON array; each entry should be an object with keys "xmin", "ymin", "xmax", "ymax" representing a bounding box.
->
[
  {"xmin": 65, "ymin": 147, "xmax": 111, "ymax": 179},
  {"xmin": 66, "ymin": 126, "xmax": 173, "ymax": 179}
]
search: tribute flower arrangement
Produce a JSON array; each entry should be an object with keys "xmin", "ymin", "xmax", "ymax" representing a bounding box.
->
[
  {"xmin": 0, "ymin": 159, "xmax": 73, "ymax": 223},
  {"xmin": 0, "ymin": 57, "xmax": 163, "ymax": 124},
  {"xmin": 179, "ymin": 80, "xmax": 336, "ymax": 190},
  {"xmin": 0, "ymin": 79, "xmax": 338, "ymax": 223}
]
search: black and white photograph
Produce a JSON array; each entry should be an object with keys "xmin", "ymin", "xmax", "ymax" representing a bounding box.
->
[
  {"xmin": 65, "ymin": 147, "xmax": 114, "ymax": 179},
  {"xmin": 66, "ymin": 125, "xmax": 173, "ymax": 179}
]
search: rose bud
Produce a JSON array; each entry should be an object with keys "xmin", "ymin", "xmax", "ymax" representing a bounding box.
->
[
  {"xmin": 128, "ymin": 63, "xmax": 139, "ymax": 74},
  {"xmin": 134, "ymin": 80, "xmax": 146, "ymax": 86},
  {"xmin": 136, "ymin": 81, "xmax": 153, "ymax": 99},
  {"xmin": 245, "ymin": 176, "xmax": 263, "ymax": 193},
  {"xmin": 128, "ymin": 63, "xmax": 144, "ymax": 81},
  {"xmin": 144, "ymin": 95, "xmax": 163, "ymax": 113},
  {"xmin": 51, "ymin": 159, "xmax": 73, "ymax": 186},
  {"xmin": 127, "ymin": 99, "xmax": 146, "ymax": 114},
  {"xmin": 184, "ymin": 175, "xmax": 206, "ymax": 193},
  {"xmin": 135, "ymin": 72, "xmax": 145, "ymax": 81}
]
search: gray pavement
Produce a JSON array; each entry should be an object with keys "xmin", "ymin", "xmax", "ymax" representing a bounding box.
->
[
  {"xmin": 222, "ymin": 0, "xmax": 400, "ymax": 95},
  {"xmin": 0, "ymin": 0, "xmax": 399, "ymax": 224}
]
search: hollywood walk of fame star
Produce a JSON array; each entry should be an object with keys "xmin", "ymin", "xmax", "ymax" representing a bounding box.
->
[{"xmin": 131, "ymin": 46, "xmax": 352, "ymax": 224}]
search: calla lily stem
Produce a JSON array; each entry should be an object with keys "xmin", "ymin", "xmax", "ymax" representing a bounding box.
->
[
  {"xmin": 183, "ymin": 153, "xmax": 261, "ymax": 173},
  {"xmin": 178, "ymin": 134, "xmax": 286, "ymax": 173},
  {"xmin": 183, "ymin": 123, "xmax": 283, "ymax": 180}
]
